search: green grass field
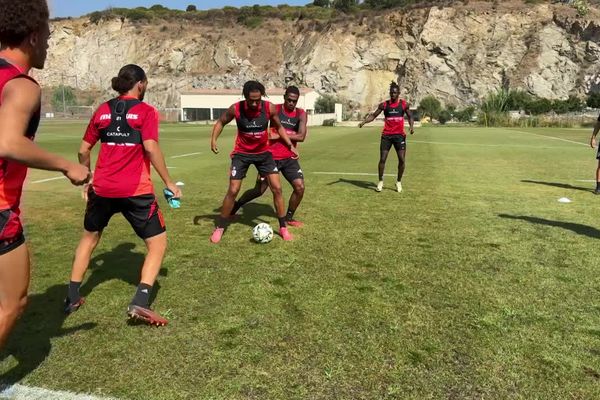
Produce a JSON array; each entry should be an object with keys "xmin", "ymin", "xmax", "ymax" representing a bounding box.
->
[{"xmin": 2, "ymin": 122, "xmax": 600, "ymax": 399}]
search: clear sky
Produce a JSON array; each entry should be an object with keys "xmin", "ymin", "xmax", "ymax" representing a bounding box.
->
[{"xmin": 49, "ymin": 0, "xmax": 310, "ymax": 18}]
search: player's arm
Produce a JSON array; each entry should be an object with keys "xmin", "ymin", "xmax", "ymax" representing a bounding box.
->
[
  {"xmin": 269, "ymin": 104, "xmax": 294, "ymax": 148},
  {"xmin": 143, "ymin": 139, "xmax": 181, "ymax": 198},
  {"xmin": 359, "ymin": 104, "xmax": 384, "ymax": 128},
  {"xmin": 0, "ymin": 78, "xmax": 90, "ymax": 185},
  {"xmin": 290, "ymin": 111, "xmax": 308, "ymax": 143},
  {"xmin": 211, "ymin": 105, "xmax": 235, "ymax": 154},
  {"xmin": 405, "ymin": 103, "xmax": 415, "ymax": 134},
  {"xmin": 143, "ymin": 108, "xmax": 181, "ymax": 197},
  {"xmin": 591, "ymin": 116, "xmax": 600, "ymax": 148}
]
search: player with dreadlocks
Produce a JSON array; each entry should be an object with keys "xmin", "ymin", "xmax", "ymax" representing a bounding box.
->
[{"xmin": 209, "ymin": 81, "xmax": 296, "ymax": 243}]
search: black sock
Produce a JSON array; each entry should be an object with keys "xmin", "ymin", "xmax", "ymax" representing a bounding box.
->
[
  {"xmin": 216, "ymin": 216, "xmax": 229, "ymax": 229},
  {"xmin": 596, "ymin": 182, "xmax": 600, "ymax": 190},
  {"xmin": 378, "ymin": 176, "xmax": 383, "ymax": 181},
  {"xmin": 131, "ymin": 283, "xmax": 153, "ymax": 308},
  {"xmin": 278, "ymin": 217, "xmax": 287, "ymax": 228},
  {"xmin": 230, "ymin": 201, "xmax": 241, "ymax": 216},
  {"xmin": 68, "ymin": 281, "xmax": 81, "ymax": 302},
  {"xmin": 286, "ymin": 209, "xmax": 296, "ymax": 221}
]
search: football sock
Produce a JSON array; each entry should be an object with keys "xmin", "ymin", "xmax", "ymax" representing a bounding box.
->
[
  {"xmin": 278, "ymin": 217, "xmax": 287, "ymax": 228},
  {"xmin": 131, "ymin": 283, "xmax": 153, "ymax": 308},
  {"xmin": 285, "ymin": 209, "xmax": 296, "ymax": 221},
  {"xmin": 68, "ymin": 281, "xmax": 82, "ymax": 302},
  {"xmin": 596, "ymin": 181, "xmax": 600, "ymax": 190}
]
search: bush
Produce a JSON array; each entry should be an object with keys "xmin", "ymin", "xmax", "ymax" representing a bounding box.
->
[
  {"xmin": 417, "ymin": 95, "xmax": 442, "ymax": 119},
  {"xmin": 186, "ymin": 4, "xmax": 197, "ymax": 12},
  {"xmin": 454, "ymin": 106, "xmax": 475, "ymax": 122},
  {"xmin": 438, "ymin": 109, "xmax": 452, "ymax": 124},
  {"xmin": 51, "ymin": 86, "xmax": 77, "ymax": 113},
  {"xmin": 315, "ymin": 94, "xmax": 338, "ymax": 114},
  {"xmin": 587, "ymin": 92, "xmax": 600, "ymax": 108},
  {"xmin": 323, "ymin": 119, "xmax": 336, "ymax": 126}
]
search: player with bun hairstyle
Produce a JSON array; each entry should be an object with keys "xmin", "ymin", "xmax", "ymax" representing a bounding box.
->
[{"xmin": 64, "ymin": 65, "xmax": 180, "ymax": 327}]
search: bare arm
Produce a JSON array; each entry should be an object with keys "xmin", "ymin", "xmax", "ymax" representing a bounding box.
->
[
  {"xmin": 144, "ymin": 139, "xmax": 181, "ymax": 198},
  {"xmin": 269, "ymin": 104, "xmax": 294, "ymax": 148},
  {"xmin": 269, "ymin": 111, "xmax": 308, "ymax": 143},
  {"xmin": 405, "ymin": 103, "xmax": 415, "ymax": 134},
  {"xmin": 0, "ymin": 78, "xmax": 90, "ymax": 184},
  {"xmin": 359, "ymin": 104, "xmax": 384, "ymax": 128},
  {"xmin": 591, "ymin": 119, "xmax": 600, "ymax": 148},
  {"xmin": 211, "ymin": 105, "xmax": 235, "ymax": 154}
]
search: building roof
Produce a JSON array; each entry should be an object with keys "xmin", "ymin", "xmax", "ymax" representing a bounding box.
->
[{"xmin": 181, "ymin": 88, "xmax": 316, "ymax": 96}]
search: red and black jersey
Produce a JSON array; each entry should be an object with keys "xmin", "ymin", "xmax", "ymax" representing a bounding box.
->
[
  {"xmin": 0, "ymin": 58, "xmax": 40, "ymax": 212},
  {"xmin": 382, "ymin": 99, "xmax": 407, "ymax": 136},
  {"xmin": 269, "ymin": 104, "xmax": 305, "ymax": 160},
  {"xmin": 233, "ymin": 100, "xmax": 271, "ymax": 155},
  {"xmin": 83, "ymin": 96, "xmax": 159, "ymax": 198}
]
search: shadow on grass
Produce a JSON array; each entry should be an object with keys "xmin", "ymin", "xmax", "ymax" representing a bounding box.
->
[
  {"xmin": 1, "ymin": 243, "xmax": 167, "ymax": 384},
  {"xmin": 194, "ymin": 203, "xmax": 274, "ymax": 229},
  {"xmin": 0, "ymin": 285, "xmax": 96, "ymax": 385},
  {"xmin": 521, "ymin": 180, "xmax": 593, "ymax": 193},
  {"xmin": 327, "ymin": 178, "xmax": 377, "ymax": 191},
  {"xmin": 81, "ymin": 242, "xmax": 166, "ymax": 306},
  {"xmin": 499, "ymin": 214, "xmax": 600, "ymax": 239}
]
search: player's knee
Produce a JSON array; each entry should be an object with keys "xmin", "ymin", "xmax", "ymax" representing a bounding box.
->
[
  {"xmin": 0, "ymin": 294, "xmax": 27, "ymax": 321},
  {"xmin": 270, "ymin": 185, "xmax": 283, "ymax": 197},
  {"xmin": 294, "ymin": 183, "xmax": 305, "ymax": 196}
]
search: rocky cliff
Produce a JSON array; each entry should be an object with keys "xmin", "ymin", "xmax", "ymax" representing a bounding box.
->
[{"xmin": 37, "ymin": 1, "xmax": 600, "ymax": 111}]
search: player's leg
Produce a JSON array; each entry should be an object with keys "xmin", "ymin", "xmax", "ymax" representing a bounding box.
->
[
  {"xmin": 282, "ymin": 159, "xmax": 305, "ymax": 227},
  {"xmin": 394, "ymin": 137, "xmax": 406, "ymax": 193},
  {"xmin": 595, "ymin": 157, "xmax": 600, "ymax": 194},
  {"xmin": 211, "ymin": 155, "xmax": 248, "ymax": 243},
  {"xmin": 65, "ymin": 189, "xmax": 111, "ymax": 314},
  {"xmin": 123, "ymin": 195, "xmax": 168, "ymax": 326},
  {"xmin": 377, "ymin": 136, "xmax": 392, "ymax": 192},
  {"xmin": 0, "ymin": 241, "xmax": 28, "ymax": 349},
  {"xmin": 265, "ymin": 172, "xmax": 292, "ymax": 240},
  {"xmin": 231, "ymin": 174, "xmax": 268, "ymax": 215}
]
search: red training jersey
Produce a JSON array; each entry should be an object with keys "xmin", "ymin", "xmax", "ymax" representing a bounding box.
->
[
  {"xmin": 382, "ymin": 99, "xmax": 407, "ymax": 136},
  {"xmin": 83, "ymin": 96, "xmax": 159, "ymax": 198},
  {"xmin": 232, "ymin": 100, "xmax": 271, "ymax": 155},
  {"xmin": 0, "ymin": 58, "xmax": 40, "ymax": 212},
  {"xmin": 269, "ymin": 104, "xmax": 305, "ymax": 160}
]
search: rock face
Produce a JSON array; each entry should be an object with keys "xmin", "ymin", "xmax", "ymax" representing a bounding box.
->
[{"xmin": 37, "ymin": 1, "xmax": 600, "ymax": 111}]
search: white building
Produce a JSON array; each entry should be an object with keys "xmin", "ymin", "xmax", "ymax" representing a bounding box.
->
[{"xmin": 180, "ymin": 88, "xmax": 320, "ymax": 122}]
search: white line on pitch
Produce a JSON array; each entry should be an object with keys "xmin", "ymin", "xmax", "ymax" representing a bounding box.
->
[
  {"xmin": 371, "ymin": 140, "xmax": 563, "ymax": 149},
  {"xmin": 170, "ymin": 152, "xmax": 202, "ymax": 159},
  {"xmin": 313, "ymin": 172, "xmax": 395, "ymax": 177},
  {"xmin": 508, "ymin": 130, "xmax": 588, "ymax": 147},
  {"xmin": 31, "ymin": 176, "xmax": 67, "ymax": 184},
  {"xmin": 576, "ymin": 179, "xmax": 596, "ymax": 182},
  {"xmin": 0, "ymin": 383, "xmax": 117, "ymax": 400}
]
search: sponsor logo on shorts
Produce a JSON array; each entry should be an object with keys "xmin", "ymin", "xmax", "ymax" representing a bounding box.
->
[{"xmin": 231, "ymin": 167, "xmax": 237, "ymax": 177}]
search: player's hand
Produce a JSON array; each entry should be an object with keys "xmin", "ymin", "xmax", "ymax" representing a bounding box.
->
[
  {"xmin": 290, "ymin": 146, "xmax": 299, "ymax": 158},
  {"xmin": 591, "ymin": 137, "xmax": 597, "ymax": 149},
  {"xmin": 64, "ymin": 163, "xmax": 91, "ymax": 186},
  {"xmin": 211, "ymin": 141, "xmax": 219, "ymax": 154},
  {"xmin": 82, "ymin": 183, "xmax": 91, "ymax": 202},
  {"xmin": 166, "ymin": 182, "xmax": 182, "ymax": 199}
]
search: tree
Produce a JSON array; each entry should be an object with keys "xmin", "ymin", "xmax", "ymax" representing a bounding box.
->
[
  {"xmin": 313, "ymin": 0, "xmax": 331, "ymax": 7},
  {"xmin": 51, "ymin": 85, "xmax": 77, "ymax": 113},
  {"xmin": 186, "ymin": 4, "xmax": 197, "ymax": 12},
  {"xmin": 454, "ymin": 106, "xmax": 475, "ymax": 122},
  {"xmin": 417, "ymin": 95, "xmax": 442, "ymax": 119},
  {"xmin": 438, "ymin": 109, "xmax": 452, "ymax": 124},
  {"xmin": 587, "ymin": 92, "xmax": 600, "ymax": 108},
  {"xmin": 315, "ymin": 94, "xmax": 337, "ymax": 113},
  {"xmin": 333, "ymin": 0, "xmax": 357, "ymax": 11}
]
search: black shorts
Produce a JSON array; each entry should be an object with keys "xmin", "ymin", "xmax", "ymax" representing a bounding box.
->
[
  {"xmin": 84, "ymin": 190, "xmax": 166, "ymax": 239},
  {"xmin": 0, "ymin": 209, "xmax": 25, "ymax": 255},
  {"xmin": 596, "ymin": 147, "xmax": 600, "ymax": 160},
  {"xmin": 230, "ymin": 152, "xmax": 278, "ymax": 180},
  {"xmin": 380, "ymin": 134, "xmax": 406, "ymax": 152},
  {"xmin": 276, "ymin": 158, "xmax": 304, "ymax": 183}
]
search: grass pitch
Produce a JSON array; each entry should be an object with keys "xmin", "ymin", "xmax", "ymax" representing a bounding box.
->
[{"xmin": 1, "ymin": 122, "xmax": 600, "ymax": 399}]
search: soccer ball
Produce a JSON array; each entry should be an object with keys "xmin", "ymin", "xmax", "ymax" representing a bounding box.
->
[{"xmin": 252, "ymin": 223, "xmax": 274, "ymax": 244}]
